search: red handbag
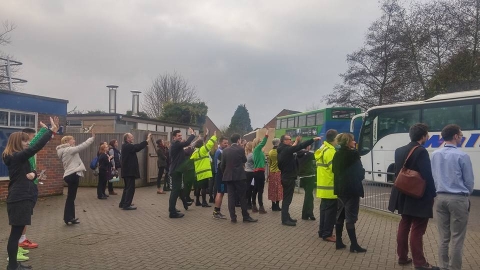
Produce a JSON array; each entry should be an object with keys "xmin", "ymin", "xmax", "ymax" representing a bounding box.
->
[{"xmin": 394, "ymin": 146, "xmax": 426, "ymax": 199}]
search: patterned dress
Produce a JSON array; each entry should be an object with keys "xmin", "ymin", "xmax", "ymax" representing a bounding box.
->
[{"xmin": 267, "ymin": 148, "xmax": 283, "ymax": 201}]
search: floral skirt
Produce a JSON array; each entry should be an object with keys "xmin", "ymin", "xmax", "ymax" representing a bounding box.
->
[{"xmin": 268, "ymin": 171, "xmax": 283, "ymax": 201}]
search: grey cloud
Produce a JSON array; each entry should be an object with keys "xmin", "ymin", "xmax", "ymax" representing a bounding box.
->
[{"xmin": 1, "ymin": 0, "xmax": 380, "ymax": 128}]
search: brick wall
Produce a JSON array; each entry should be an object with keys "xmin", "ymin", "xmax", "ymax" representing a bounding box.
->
[{"xmin": 0, "ymin": 114, "xmax": 66, "ymax": 201}]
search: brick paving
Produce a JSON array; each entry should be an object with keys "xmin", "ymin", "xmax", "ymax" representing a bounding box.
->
[{"xmin": 0, "ymin": 185, "xmax": 480, "ymax": 270}]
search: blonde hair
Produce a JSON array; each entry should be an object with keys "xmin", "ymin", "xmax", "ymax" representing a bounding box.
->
[
  {"xmin": 252, "ymin": 138, "xmax": 261, "ymax": 148},
  {"xmin": 245, "ymin": 142, "xmax": 253, "ymax": 154},
  {"xmin": 2, "ymin": 132, "xmax": 30, "ymax": 158},
  {"xmin": 336, "ymin": 133, "xmax": 354, "ymax": 147},
  {"xmin": 61, "ymin": 136, "xmax": 74, "ymax": 145},
  {"xmin": 98, "ymin": 144, "xmax": 109, "ymax": 154}
]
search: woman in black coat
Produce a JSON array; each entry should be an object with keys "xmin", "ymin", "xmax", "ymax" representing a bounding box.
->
[
  {"xmin": 97, "ymin": 143, "xmax": 113, "ymax": 199},
  {"xmin": 332, "ymin": 133, "xmax": 366, "ymax": 253},
  {"xmin": 2, "ymin": 118, "xmax": 57, "ymax": 270}
]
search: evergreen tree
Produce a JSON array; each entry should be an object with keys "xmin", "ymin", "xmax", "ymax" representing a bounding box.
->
[{"xmin": 227, "ymin": 104, "xmax": 253, "ymax": 136}]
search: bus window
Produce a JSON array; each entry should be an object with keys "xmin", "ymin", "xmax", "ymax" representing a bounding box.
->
[
  {"xmin": 331, "ymin": 110, "xmax": 357, "ymax": 119},
  {"xmin": 298, "ymin": 115, "xmax": 306, "ymax": 127},
  {"xmin": 316, "ymin": 112, "xmax": 324, "ymax": 125},
  {"xmin": 377, "ymin": 109, "xmax": 420, "ymax": 141},
  {"xmin": 287, "ymin": 117, "xmax": 295, "ymax": 128},
  {"xmin": 281, "ymin": 119, "xmax": 287, "ymax": 129},
  {"xmin": 276, "ymin": 119, "xmax": 281, "ymax": 129},
  {"xmin": 359, "ymin": 115, "xmax": 373, "ymax": 155},
  {"xmin": 306, "ymin": 114, "xmax": 316, "ymax": 126},
  {"xmin": 423, "ymin": 105, "xmax": 473, "ymax": 131}
]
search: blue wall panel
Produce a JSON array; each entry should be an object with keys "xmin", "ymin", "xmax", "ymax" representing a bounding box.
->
[{"xmin": 0, "ymin": 91, "xmax": 68, "ymax": 116}]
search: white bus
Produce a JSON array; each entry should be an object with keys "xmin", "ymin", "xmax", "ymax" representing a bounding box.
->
[{"xmin": 353, "ymin": 90, "xmax": 480, "ymax": 191}]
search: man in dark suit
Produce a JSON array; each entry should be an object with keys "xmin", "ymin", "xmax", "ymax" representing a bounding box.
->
[
  {"xmin": 221, "ymin": 133, "xmax": 257, "ymax": 223},
  {"xmin": 388, "ymin": 123, "xmax": 439, "ymax": 270},
  {"xmin": 119, "ymin": 132, "xmax": 151, "ymax": 210}
]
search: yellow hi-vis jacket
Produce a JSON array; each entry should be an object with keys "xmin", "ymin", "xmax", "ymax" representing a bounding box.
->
[
  {"xmin": 191, "ymin": 135, "xmax": 217, "ymax": 181},
  {"xmin": 315, "ymin": 141, "xmax": 337, "ymax": 199}
]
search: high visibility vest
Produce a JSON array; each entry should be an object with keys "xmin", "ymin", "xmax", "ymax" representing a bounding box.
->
[
  {"xmin": 191, "ymin": 135, "xmax": 217, "ymax": 181},
  {"xmin": 315, "ymin": 141, "xmax": 337, "ymax": 199}
]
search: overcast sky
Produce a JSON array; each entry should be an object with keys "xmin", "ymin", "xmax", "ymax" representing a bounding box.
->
[{"xmin": 1, "ymin": 0, "xmax": 381, "ymax": 128}]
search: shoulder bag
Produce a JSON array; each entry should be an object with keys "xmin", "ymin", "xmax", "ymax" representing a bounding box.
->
[{"xmin": 394, "ymin": 145, "xmax": 426, "ymax": 199}]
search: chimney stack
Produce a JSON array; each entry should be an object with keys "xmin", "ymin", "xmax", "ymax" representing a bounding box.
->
[
  {"xmin": 107, "ymin": 85, "xmax": 118, "ymax": 113},
  {"xmin": 131, "ymin": 90, "xmax": 141, "ymax": 116}
]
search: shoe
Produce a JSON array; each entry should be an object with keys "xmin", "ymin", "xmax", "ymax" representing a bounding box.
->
[
  {"xmin": 213, "ymin": 211, "xmax": 227, "ymax": 219},
  {"xmin": 98, "ymin": 196, "xmax": 107, "ymax": 200},
  {"xmin": 18, "ymin": 247, "xmax": 29, "ymax": 255},
  {"xmin": 122, "ymin": 206, "xmax": 137, "ymax": 210},
  {"xmin": 202, "ymin": 202, "xmax": 211, "ymax": 208},
  {"xmin": 259, "ymin": 206, "xmax": 267, "ymax": 214},
  {"xmin": 414, "ymin": 263, "xmax": 440, "ymax": 270},
  {"xmin": 282, "ymin": 220, "xmax": 296, "ymax": 226},
  {"xmin": 243, "ymin": 217, "xmax": 258, "ymax": 223},
  {"xmin": 175, "ymin": 209, "xmax": 181, "ymax": 213},
  {"xmin": 156, "ymin": 190, "xmax": 166, "ymax": 194},
  {"xmin": 350, "ymin": 245, "xmax": 367, "ymax": 253},
  {"xmin": 65, "ymin": 219, "xmax": 80, "ymax": 225},
  {"xmin": 169, "ymin": 213, "xmax": 185, "ymax": 218},
  {"xmin": 231, "ymin": 218, "xmax": 237, "ymax": 223},
  {"xmin": 398, "ymin": 258, "xmax": 412, "ymax": 265},
  {"xmin": 109, "ymin": 191, "xmax": 118, "ymax": 195},
  {"xmin": 309, "ymin": 216, "xmax": 316, "ymax": 221},
  {"xmin": 289, "ymin": 218, "xmax": 297, "ymax": 223},
  {"xmin": 6, "ymin": 251, "xmax": 30, "ymax": 262},
  {"xmin": 18, "ymin": 239, "xmax": 38, "ymax": 249},
  {"xmin": 6, "ymin": 262, "xmax": 32, "ymax": 269},
  {"xmin": 252, "ymin": 204, "xmax": 259, "ymax": 213},
  {"xmin": 103, "ymin": 193, "xmax": 109, "ymax": 197},
  {"xmin": 195, "ymin": 201, "xmax": 202, "ymax": 206},
  {"xmin": 163, "ymin": 187, "xmax": 171, "ymax": 191},
  {"xmin": 186, "ymin": 197, "xmax": 193, "ymax": 203},
  {"xmin": 323, "ymin": 236, "xmax": 336, "ymax": 242},
  {"xmin": 183, "ymin": 202, "xmax": 189, "ymax": 211}
]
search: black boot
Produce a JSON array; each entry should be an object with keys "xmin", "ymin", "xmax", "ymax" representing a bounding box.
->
[
  {"xmin": 335, "ymin": 223, "xmax": 346, "ymax": 250},
  {"xmin": 346, "ymin": 225, "xmax": 367, "ymax": 253}
]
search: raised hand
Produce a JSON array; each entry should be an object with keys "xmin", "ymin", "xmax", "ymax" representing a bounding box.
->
[
  {"xmin": 49, "ymin": 117, "xmax": 59, "ymax": 133},
  {"xmin": 188, "ymin": 127, "xmax": 194, "ymax": 135},
  {"xmin": 265, "ymin": 129, "xmax": 269, "ymax": 136},
  {"xmin": 39, "ymin": 121, "xmax": 47, "ymax": 129},
  {"xmin": 53, "ymin": 116, "xmax": 60, "ymax": 128},
  {"xmin": 205, "ymin": 128, "xmax": 209, "ymax": 136},
  {"xmin": 313, "ymin": 136, "xmax": 322, "ymax": 141},
  {"xmin": 213, "ymin": 130, "xmax": 217, "ymax": 137},
  {"xmin": 146, "ymin": 133, "xmax": 152, "ymax": 142},
  {"xmin": 91, "ymin": 127, "xmax": 95, "ymax": 137}
]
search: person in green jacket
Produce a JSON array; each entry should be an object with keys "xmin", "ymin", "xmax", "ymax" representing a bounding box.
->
[
  {"xmin": 191, "ymin": 130, "xmax": 217, "ymax": 207},
  {"xmin": 252, "ymin": 129, "xmax": 269, "ymax": 214}
]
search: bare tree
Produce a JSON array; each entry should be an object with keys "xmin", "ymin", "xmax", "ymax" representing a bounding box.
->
[
  {"xmin": 143, "ymin": 72, "xmax": 199, "ymax": 118},
  {"xmin": 0, "ymin": 21, "xmax": 20, "ymax": 91}
]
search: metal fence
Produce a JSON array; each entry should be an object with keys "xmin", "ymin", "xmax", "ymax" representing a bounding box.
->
[{"xmin": 360, "ymin": 179, "xmax": 396, "ymax": 214}]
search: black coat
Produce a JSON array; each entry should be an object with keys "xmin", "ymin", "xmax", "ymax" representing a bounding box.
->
[
  {"xmin": 221, "ymin": 144, "xmax": 247, "ymax": 181},
  {"xmin": 332, "ymin": 146, "xmax": 365, "ymax": 198},
  {"xmin": 98, "ymin": 153, "xmax": 112, "ymax": 174},
  {"xmin": 388, "ymin": 141, "xmax": 436, "ymax": 218},
  {"xmin": 3, "ymin": 130, "xmax": 53, "ymax": 203},
  {"xmin": 121, "ymin": 141, "xmax": 148, "ymax": 179},
  {"xmin": 296, "ymin": 149, "xmax": 316, "ymax": 177},
  {"xmin": 277, "ymin": 139, "xmax": 315, "ymax": 179},
  {"xmin": 169, "ymin": 134, "xmax": 196, "ymax": 173}
]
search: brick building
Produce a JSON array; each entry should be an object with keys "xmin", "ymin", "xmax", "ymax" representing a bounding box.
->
[{"xmin": 0, "ymin": 89, "xmax": 68, "ymax": 201}]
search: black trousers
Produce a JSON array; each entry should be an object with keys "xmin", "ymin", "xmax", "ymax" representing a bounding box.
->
[
  {"xmin": 227, "ymin": 180, "xmax": 250, "ymax": 220},
  {"xmin": 7, "ymin": 225, "xmax": 24, "ymax": 269},
  {"xmin": 169, "ymin": 172, "xmax": 183, "ymax": 214},
  {"xmin": 120, "ymin": 177, "xmax": 136, "ymax": 208},
  {"xmin": 319, "ymin": 198, "xmax": 338, "ymax": 238},
  {"xmin": 108, "ymin": 181, "xmax": 114, "ymax": 193},
  {"xmin": 245, "ymin": 172, "xmax": 254, "ymax": 206},
  {"xmin": 301, "ymin": 176, "xmax": 315, "ymax": 218},
  {"xmin": 64, "ymin": 173, "xmax": 79, "ymax": 222},
  {"xmin": 252, "ymin": 171, "xmax": 266, "ymax": 206},
  {"xmin": 97, "ymin": 172, "xmax": 108, "ymax": 198},
  {"xmin": 157, "ymin": 166, "xmax": 165, "ymax": 189},
  {"xmin": 281, "ymin": 176, "xmax": 296, "ymax": 223}
]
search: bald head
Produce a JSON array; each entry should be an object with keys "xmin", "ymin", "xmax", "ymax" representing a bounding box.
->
[{"xmin": 123, "ymin": 133, "xmax": 134, "ymax": 143}]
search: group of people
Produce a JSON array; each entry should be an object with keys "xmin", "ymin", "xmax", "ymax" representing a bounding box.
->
[{"xmin": 1, "ymin": 116, "xmax": 474, "ymax": 270}]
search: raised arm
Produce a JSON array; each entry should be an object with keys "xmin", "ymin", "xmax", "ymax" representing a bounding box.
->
[
  {"xmin": 68, "ymin": 137, "xmax": 95, "ymax": 155},
  {"xmin": 200, "ymin": 135, "xmax": 217, "ymax": 156},
  {"xmin": 15, "ymin": 129, "xmax": 54, "ymax": 162}
]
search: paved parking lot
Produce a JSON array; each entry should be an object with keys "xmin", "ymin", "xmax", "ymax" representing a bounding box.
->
[{"xmin": 1, "ymin": 185, "xmax": 480, "ymax": 270}]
